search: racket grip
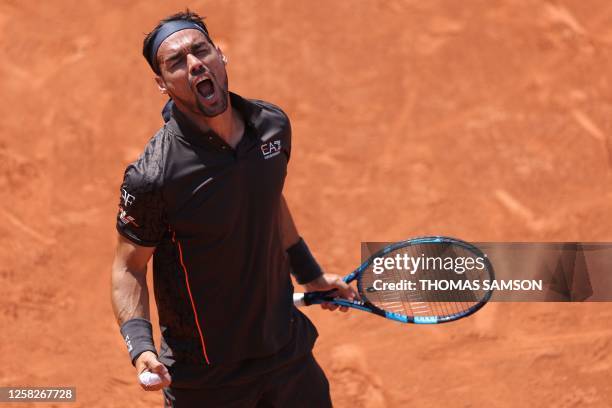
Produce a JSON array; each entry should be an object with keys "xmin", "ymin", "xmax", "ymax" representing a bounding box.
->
[
  {"xmin": 293, "ymin": 289, "xmax": 338, "ymax": 307},
  {"xmin": 293, "ymin": 293, "xmax": 306, "ymax": 307}
]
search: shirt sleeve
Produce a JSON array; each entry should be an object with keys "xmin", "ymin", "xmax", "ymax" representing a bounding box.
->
[{"xmin": 116, "ymin": 156, "xmax": 166, "ymax": 247}]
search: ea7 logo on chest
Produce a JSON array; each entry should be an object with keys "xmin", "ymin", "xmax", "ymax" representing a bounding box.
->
[{"xmin": 261, "ymin": 140, "xmax": 281, "ymax": 160}]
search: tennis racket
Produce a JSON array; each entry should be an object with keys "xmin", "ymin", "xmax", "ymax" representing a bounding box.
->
[{"xmin": 293, "ymin": 236, "xmax": 494, "ymax": 324}]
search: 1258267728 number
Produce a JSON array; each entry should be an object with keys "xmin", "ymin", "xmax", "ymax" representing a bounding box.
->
[{"xmin": 0, "ymin": 387, "xmax": 76, "ymax": 402}]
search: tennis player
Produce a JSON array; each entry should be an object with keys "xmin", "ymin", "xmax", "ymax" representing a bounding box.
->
[{"xmin": 110, "ymin": 9, "xmax": 357, "ymax": 407}]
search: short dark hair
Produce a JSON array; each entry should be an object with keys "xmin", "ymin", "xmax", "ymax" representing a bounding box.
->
[{"xmin": 143, "ymin": 9, "xmax": 215, "ymax": 74}]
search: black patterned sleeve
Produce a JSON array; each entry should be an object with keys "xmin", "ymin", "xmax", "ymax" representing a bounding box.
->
[{"xmin": 116, "ymin": 143, "xmax": 166, "ymax": 247}]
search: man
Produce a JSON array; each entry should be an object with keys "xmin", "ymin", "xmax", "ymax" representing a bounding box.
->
[{"xmin": 111, "ymin": 9, "xmax": 356, "ymax": 407}]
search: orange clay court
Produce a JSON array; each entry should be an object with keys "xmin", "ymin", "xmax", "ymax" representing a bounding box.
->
[{"xmin": 2, "ymin": 1, "xmax": 612, "ymax": 406}]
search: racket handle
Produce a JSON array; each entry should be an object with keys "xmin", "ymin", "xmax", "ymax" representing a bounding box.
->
[
  {"xmin": 293, "ymin": 293, "xmax": 306, "ymax": 307},
  {"xmin": 293, "ymin": 289, "xmax": 338, "ymax": 307}
]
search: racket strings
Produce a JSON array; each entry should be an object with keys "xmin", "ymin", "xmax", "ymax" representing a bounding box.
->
[
  {"xmin": 422, "ymin": 244, "xmax": 478, "ymax": 318},
  {"xmin": 360, "ymin": 241, "xmax": 492, "ymax": 319}
]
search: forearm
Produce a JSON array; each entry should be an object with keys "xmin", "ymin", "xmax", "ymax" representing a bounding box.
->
[
  {"xmin": 111, "ymin": 262, "xmax": 150, "ymax": 326},
  {"xmin": 111, "ymin": 260, "xmax": 158, "ymax": 365},
  {"xmin": 111, "ymin": 235, "xmax": 159, "ymax": 369}
]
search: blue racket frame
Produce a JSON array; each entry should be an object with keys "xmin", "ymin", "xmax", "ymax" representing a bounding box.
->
[{"xmin": 300, "ymin": 236, "xmax": 495, "ymax": 324}]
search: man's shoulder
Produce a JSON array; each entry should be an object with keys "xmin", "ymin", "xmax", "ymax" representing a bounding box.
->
[
  {"xmin": 248, "ymin": 98, "xmax": 287, "ymax": 116},
  {"xmin": 244, "ymin": 98, "xmax": 291, "ymax": 137},
  {"xmin": 247, "ymin": 99, "xmax": 289, "ymax": 122},
  {"xmin": 122, "ymin": 125, "xmax": 174, "ymax": 189}
]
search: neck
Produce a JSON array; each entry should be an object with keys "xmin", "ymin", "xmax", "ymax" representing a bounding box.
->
[{"xmin": 177, "ymin": 96, "xmax": 244, "ymax": 147}]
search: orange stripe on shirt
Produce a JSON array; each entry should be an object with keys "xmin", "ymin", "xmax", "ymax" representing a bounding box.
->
[{"xmin": 172, "ymin": 231, "xmax": 211, "ymax": 365}]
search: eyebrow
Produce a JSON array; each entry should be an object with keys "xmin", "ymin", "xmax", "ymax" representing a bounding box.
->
[{"xmin": 163, "ymin": 41, "xmax": 210, "ymax": 65}]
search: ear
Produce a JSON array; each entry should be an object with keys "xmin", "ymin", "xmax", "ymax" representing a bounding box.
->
[
  {"xmin": 155, "ymin": 76, "xmax": 168, "ymax": 95},
  {"xmin": 217, "ymin": 46, "xmax": 227, "ymax": 65}
]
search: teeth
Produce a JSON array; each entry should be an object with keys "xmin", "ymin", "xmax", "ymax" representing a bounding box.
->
[{"xmin": 196, "ymin": 78, "xmax": 215, "ymax": 100}]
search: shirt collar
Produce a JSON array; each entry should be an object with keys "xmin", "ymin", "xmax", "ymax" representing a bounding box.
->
[{"xmin": 167, "ymin": 92, "xmax": 261, "ymax": 150}]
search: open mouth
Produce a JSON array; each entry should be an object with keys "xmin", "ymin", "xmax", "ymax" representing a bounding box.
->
[{"xmin": 196, "ymin": 78, "xmax": 215, "ymax": 100}]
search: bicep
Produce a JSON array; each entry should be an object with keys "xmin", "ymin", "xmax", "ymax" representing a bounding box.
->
[{"xmin": 112, "ymin": 234, "xmax": 156, "ymax": 276}]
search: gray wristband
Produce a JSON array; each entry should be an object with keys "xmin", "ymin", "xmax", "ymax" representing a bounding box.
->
[{"xmin": 119, "ymin": 318, "xmax": 157, "ymax": 365}]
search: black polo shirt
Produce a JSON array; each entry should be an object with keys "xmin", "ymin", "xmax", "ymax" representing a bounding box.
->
[{"xmin": 116, "ymin": 93, "xmax": 317, "ymax": 382}]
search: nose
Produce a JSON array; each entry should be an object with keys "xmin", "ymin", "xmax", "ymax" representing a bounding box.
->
[{"xmin": 187, "ymin": 53, "xmax": 205, "ymax": 76}]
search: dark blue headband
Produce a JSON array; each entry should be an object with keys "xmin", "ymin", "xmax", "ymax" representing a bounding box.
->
[{"xmin": 148, "ymin": 21, "xmax": 208, "ymax": 72}]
